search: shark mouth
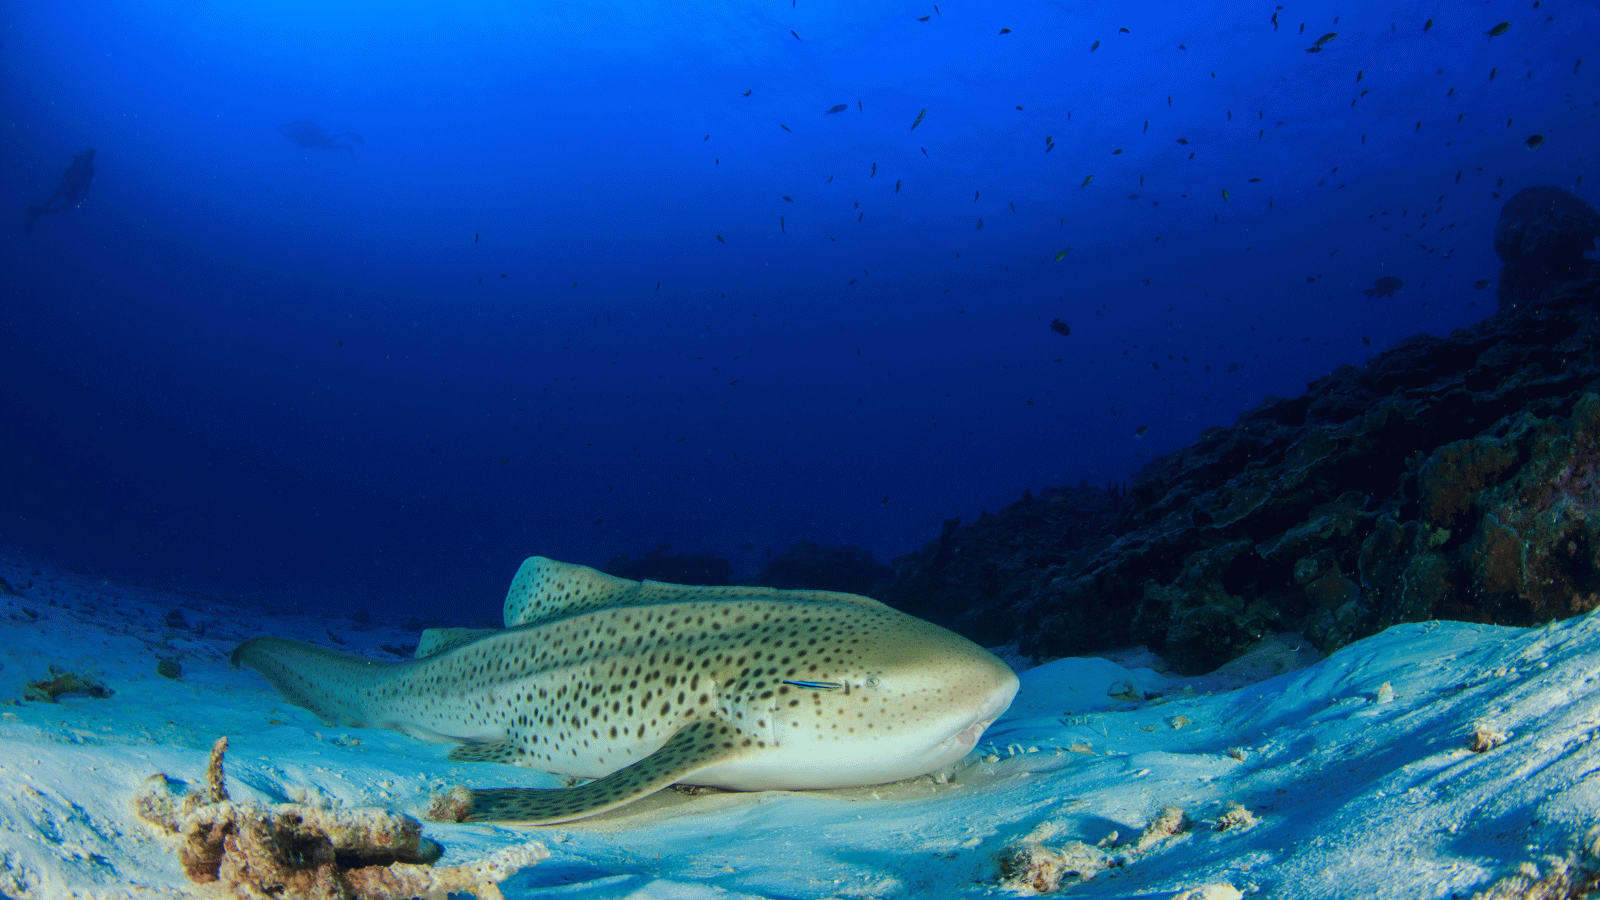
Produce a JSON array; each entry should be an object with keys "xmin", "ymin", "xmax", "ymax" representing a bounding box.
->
[{"xmin": 946, "ymin": 687, "xmax": 1015, "ymax": 749}]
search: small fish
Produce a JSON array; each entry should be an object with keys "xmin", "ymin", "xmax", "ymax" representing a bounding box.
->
[
  {"xmin": 1112, "ymin": 148, "xmax": 1123, "ymax": 155},
  {"xmin": 1176, "ymin": 137, "xmax": 1188, "ymax": 145},
  {"xmin": 827, "ymin": 104, "xmax": 848, "ymax": 114},
  {"xmin": 974, "ymin": 189, "xmax": 980, "ymax": 202},
  {"xmin": 477, "ymin": 276, "xmax": 483, "ymax": 283},
  {"xmin": 1119, "ymin": 27, "xmax": 1129, "ymax": 33},
  {"xmin": 743, "ymin": 89, "xmax": 752, "ymax": 96},
  {"xmin": 1474, "ymin": 279, "xmax": 1491, "ymax": 289},
  {"xmin": 335, "ymin": 339, "xmax": 343, "ymax": 347},
  {"xmin": 917, "ymin": 14, "xmax": 929, "ymax": 21},
  {"xmin": 871, "ymin": 162, "xmax": 877, "ymax": 177},
  {"xmin": 1222, "ymin": 188, "xmax": 1230, "ymax": 199},
  {"xmin": 1362, "ymin": 336, "xmax": 1371, "ymax": 345},
  {"xmin": 780, "ymin": 216, "xmax": 786, "ymax": 233},
  {"xmin": 1090, "ymin": 39, "xmax": 1100, "ymax": 51},
  {"xmin": 1271, "ymin": 11, "xmax": 1279, "ymax": 28},
  {"xmin": 655, "ymin": 283, "xmax": 661, "ymax": 291},
  {"xmin": 703, "ymin": 134, "xmax": 710, "ymax": 141},
  {"xmin": 501, "ymin": 273, "xmax": 508, "ymax": 279},
  {"xmin": 826, "ymin": 175, "xmax": 834, "ymax": 182},
  {"xmin": 1055, "ymin": 249, "xmax": 1070, "ymax": 261},
  {"xmin": 473, "ymin": 233, "xmax": 479, "ymax": 242},
  {"xmin": 1485, "ymin": 21, "xmax": 1509, "ymax": 37},
  {"xmin": 910, "ymin": 109, "xmax": 926, "ymax": 130},
  {"xmin": 1424, "ymin": 18, "xmax": 1433, "ymax": 31},
  {"xmin": 921, "ymin": 147, "xmax": 928, "ymax": 156},
  {"xmin": 715, "ymin": 235, "xmax": 726, "ymax": 243},
  {"xmin": 790, "ymin": 29, "xmax": 801, "ymax": 40},
  {"xmin": 783, "ymin": 195, "xmax": 793, "ymax": 202},
  {"xmin": 999, "ymin": 27, "xmax": 1011, "ymax": 34},
  {"xmin": 933, "ymin": 4, "xmax": 939, "ymax": 13},
  {"xmin": 1050, "ymin": 318, "xmax": 1071, "ymax": 336},
  {"xmin": 849, "ymin": 279, "xmax": 857, "ymax": 284},
  {"xmin": 1316, "ymin": 32, "xmax": 1337, "ymax": 44},
  {"xmin": 1135, "ymin": 426, "xmax": 1149, "ymax": 437},
  {"xmin": 1080, "ymin": 174, "xmax": 1093, "ymax": 188},
  {"xmin": 1526, "ymin": 134, "xmax": 1544, "ymax": 149},
  {"xmin": 1362, "ymin": 276, "xmax": 1404, "ymax": 298},
  {"xmin": 858, "ymin": 101, "xmax": 862, "ymax": 111},
  {"xmin": 780, "ymin": 124, "xmax": 791, "ymax": 132},
  {"xmin": 975, "ymin": 218, "xmax": 984, "ymax": 230},
  {"xmin": 895, "ymin": 179, "xmax": 901, "ymax": 192}
]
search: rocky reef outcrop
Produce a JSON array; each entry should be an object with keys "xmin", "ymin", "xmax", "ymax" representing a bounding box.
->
[
  {"xmin": 1496, "ymin": 186, "xmax": 1600, "ymax": 312},
  {"xmin": 885, "ymin": 187, "xmax": 1600, "ymax": 674}
]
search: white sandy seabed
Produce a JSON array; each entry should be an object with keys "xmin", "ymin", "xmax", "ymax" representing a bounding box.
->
[{"xmin": 1, "ymin": 554, "xmax": 1597, "ymax": 900}]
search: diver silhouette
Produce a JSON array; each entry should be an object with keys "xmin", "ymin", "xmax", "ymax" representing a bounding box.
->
[
  {"xmin": 278, "ymin": 121, "xmax": 364, "ymax": 154},
  {"xmin": 24, "ymin": 148, "xmax": 95, "ymax": 235}
]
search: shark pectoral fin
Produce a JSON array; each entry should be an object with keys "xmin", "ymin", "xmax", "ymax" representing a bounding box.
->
[
  {"xmin": 416, "ymin": 627, "xmax": 500, "ymax": 659},
  {"xmin": 447, "ymin": 739, "xmax": 522, "ymax": 763},
  {"xmin": 459, "ymin": 719, "xmax": 751, "ymax": 825}
]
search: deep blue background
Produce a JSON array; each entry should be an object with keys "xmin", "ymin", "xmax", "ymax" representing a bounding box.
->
[{"xmin": 2, "ymin": 0, "xmax": 1595, "ymax": 618}]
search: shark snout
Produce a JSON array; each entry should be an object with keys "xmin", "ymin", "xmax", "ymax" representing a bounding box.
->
[{"xmin": 945, "ymin": 669, "xmax": 1020, "ymax": 750}]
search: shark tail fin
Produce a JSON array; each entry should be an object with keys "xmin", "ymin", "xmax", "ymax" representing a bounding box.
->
[{"xmin": 23, "ymin": 205, "xmax": 42, "ymax": 234}]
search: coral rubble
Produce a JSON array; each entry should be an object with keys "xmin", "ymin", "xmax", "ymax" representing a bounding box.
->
[{"xmin": 132, "ymin": 737, "xmax": 545, "ymax": 900}]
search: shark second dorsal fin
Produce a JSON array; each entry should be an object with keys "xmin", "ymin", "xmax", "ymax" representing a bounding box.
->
[
  {"xmin": 415, "ymin": 627, "xmax": 501, "ymax": 659},
  {"xmin": 502, "ymin": 556, "xmax": 891, "ymax": 628}
]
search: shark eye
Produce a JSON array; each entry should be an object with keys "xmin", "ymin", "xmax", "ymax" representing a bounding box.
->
[
  {"xmin": 865, "ymin": 676, "xmax": 882, "ymax": 689},
  {"xmin": 781, "ymin": 680, "xmax": 843, "ymax": 691}
]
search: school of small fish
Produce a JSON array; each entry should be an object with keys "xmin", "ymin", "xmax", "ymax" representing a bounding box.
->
[{"xmin": 461, "ymin": 7, "xmax": 1574, "ymax": 461}]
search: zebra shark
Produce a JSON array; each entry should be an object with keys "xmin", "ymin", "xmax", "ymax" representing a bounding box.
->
[{"xmin": 232, "ymin": 556, "xmax": 1018, "ymax": 824}]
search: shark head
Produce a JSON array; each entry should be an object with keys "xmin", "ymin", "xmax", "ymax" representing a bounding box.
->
[{"xmin": 693, "ymin": 603, "xmax": 1020, "ymax": 791}]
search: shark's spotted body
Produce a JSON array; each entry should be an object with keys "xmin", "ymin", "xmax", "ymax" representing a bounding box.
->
[{"xmin": 233, "ymin": 557, "xmax": 1018, "ymax": 824}]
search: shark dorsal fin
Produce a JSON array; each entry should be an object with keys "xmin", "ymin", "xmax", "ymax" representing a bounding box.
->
[
  {"xmin": 503, "ymin": 556, "xmax": 889, "ymax": 628},
  {"xmin": 502, "ymin": 557, "xmax": 640, "ymax": 627},
  {"xmin": 415, "ymin": 627, "xmax": 501, "ymax": 659}
]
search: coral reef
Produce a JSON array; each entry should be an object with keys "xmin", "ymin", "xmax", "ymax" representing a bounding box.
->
[
  {"xmin": 603, "ymin": 544, "xmax": 734, "ymax": 585},
  {"xmin": 885, "ymin": 188, "xmax": 1600, "ymax": 673},
  {"xmin": 747, "ymin": 540, "xmax": 893, "ymax": 597},
  {"xmin": 883, "ymin": 484, "xmax": 1122, "ymax": 647},
  {"xmin": 133, "ymin": 737, "xmax": 545, "ymax": 900}
]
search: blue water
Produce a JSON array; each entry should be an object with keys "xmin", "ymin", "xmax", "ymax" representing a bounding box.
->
[{"xmin": 2, "ymin": 0, "xmax": 1594, "ymax": 618}]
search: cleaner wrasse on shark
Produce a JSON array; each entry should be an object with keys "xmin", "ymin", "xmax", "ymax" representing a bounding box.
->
[{"xmin": 232, "ymin": 556, "xmax": 1019, "ymax": 825}]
